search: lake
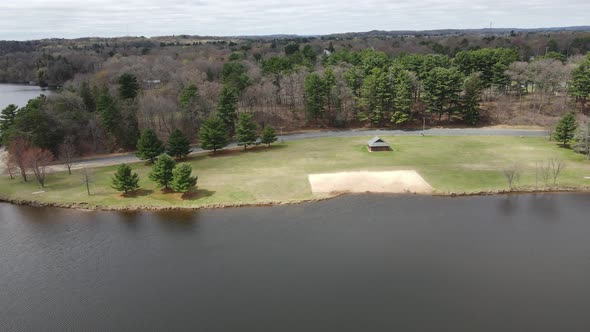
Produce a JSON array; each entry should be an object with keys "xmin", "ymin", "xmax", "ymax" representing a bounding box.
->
[
  {"xmin": 1, "ymin": 194, "xmax": 590, "ymax": 331},
  {"xmin": 0, "ymin": 83, "xmax": 52, "ymax": 110}
]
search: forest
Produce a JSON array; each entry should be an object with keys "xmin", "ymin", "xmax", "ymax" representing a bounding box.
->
[{"xmin": 1, "ymin": 29, "xmax": 590, "ymax": 158}]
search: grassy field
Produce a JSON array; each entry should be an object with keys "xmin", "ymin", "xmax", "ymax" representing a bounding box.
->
[{"xmin": 1, "ymin": 136, "xmax": 590, "ymax": 209}]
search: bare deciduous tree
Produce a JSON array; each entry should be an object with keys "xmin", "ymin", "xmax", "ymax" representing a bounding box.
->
[
  {"xmin": 80, "ymin": 167, "xmax": 95, "ymax": 196},
  {"xmin": 2, "ymin": 153, "xmax": 17, "ymax": 180},
  {"xmin": 58, "ymin": 136, "xmax": 76, "ymax": 175},
  {"xmin": 503, "ymin": 163, "xmax": 521, "ymax": 190},
  {"xmin": 548, "ymin": 158, "xmax": 565, "ymax": 186},
  {"xmin": 538, "ymin": 161, "xmax": 551, "ymax": 187},
  {"xmin": 24, "ymin": 148, "xmax": 54, "ymax": 188},
  {"xmin": 7, "ymin": 136, "xmax": 31, "ymax": 182}
]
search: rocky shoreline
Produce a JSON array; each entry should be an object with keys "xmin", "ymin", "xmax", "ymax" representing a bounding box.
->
[{"xmin": 1, "ymin": 187, "xmax": 589, "ymax": 212}]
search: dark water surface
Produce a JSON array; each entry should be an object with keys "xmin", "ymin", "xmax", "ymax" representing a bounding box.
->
[
  {"xmin": 0, "ymin": 83, "xmax": 51, "ymax": 109},
  {"xmin": 1, "ymin": 194, "xmax": 590, "ymax": 331}
]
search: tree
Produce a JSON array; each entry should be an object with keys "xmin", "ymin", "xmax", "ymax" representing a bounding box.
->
[
  {"xmin": 149, "ymin": 154, "xmax": 176, "ymax": 189},
  {"xmin": 58, "ymin": 136, "xmax": 76, "ymax": 175},
  {"xmin": 170, "ymin": 163, "xmax": 198, "ymax": 194},
  {"xmin": 24, "ymin": 147, "xmax": 54, "ymax": 188},
  {"xmin": 221, "ymin": 62, "xmax": 250, "ymax": 94},
  {"xmin": 118, "ymin": 73, "xmax": 140, "ymax": 100},
  {"xmin": 553, "ymin": 112, "xmax": 578, "ymax": 147},
  {"xmin": 391, "ymin": 69, "xmax": 414, "ymax": 125},
  {"xmin": 235, "ymin": 113, "xmax": 258, "ymax": 150},
  {"xmin": 0, "ymin": 104, "xmax": 18, "ymax": 145},
  {"xmin": 216, "ymin": 86, "xmax": 239, "ymax": 132},
  {"xmin": 7, "ymin": 136, "xmax": 31, "ymax": 182},
  {"xmin": 136, "ymin": 129, "xmax": 165, "ymax": 163},
  {"xmin": 111, "ymin": 164, "xmax": 140, "ymax": 194},
  {"xmin": 570, "ymin": 54, "xmax": 590, "ymax": 111},
  {"xmin": 199, "ymin": 116, "xmax": 229, "ymax": 153},
  {"xmin": 167, "ymin": 129, "xmax": 191, "ymax": 160},
  {"xmin": 304, "ymin": 73, "xmax": 327, "ymax": 121},
  {"xmin": 2, "ymin": 153, "xmax": 17, "ymax": 179},
  {"xmin": 461, "ymin": 73, "xmax": 484, "ymax": 125},
  {"xmin": 9, "ymin": 97, "xmax": 63, "ymax": 151},
  {"xmin": 548, "ymin": 158, "xmax": 565, "ymax": 185},
  {"xmin": 502, "ymin": 162, "xmax": 521, "ymax": 190},
  {"xmin": 261, "ymin": 126, "xmax": 277, "ymax": 147},
  {"xmin": 80, "ymin": 167, "xmax": 95, "ymax": 196},
  {"xmin": 423, "ymin": 67, "xmax": 464, "ymax": 122},
  {"xmin": 79, "ymin": 81, "xmax": 96, "ymax": 112},
  {"xmin": 573, "ymin": 122, "xmax": 590, "ymax": 159},
  {"xmin": 96, "ymin": 88, "xmax": 120, "ymax": 136}
]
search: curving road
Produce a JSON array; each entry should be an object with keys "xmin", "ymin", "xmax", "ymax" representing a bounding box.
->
[{"xmin": 60, "ymin": 127, "xmax": 550, "ymax": 171}]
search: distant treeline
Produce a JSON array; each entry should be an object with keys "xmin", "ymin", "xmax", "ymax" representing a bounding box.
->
[{"xmin": 1, "ymin": 31, "xmax": 590, "ymax": 158}]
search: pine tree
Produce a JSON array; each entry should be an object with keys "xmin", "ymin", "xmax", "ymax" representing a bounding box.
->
[
  {"xmin": 111, "ymin": 164, "xmax": 140, "ymax": 194},
  {"xmin": 96, "ymin": 88, "xmax": 120, "ymax": 135},
  {"xmin": 235, "ymin": 113, "xmax": 258, "ymax": 150},
  {"xmin": 118, "ymin": 73, "xmax": 140, "ymax": 100},
  {"xmin": 261, "ymin": 126, "xmax": 278, "ymax": 147},
  {"xmin": 199, "ymin": 116, "xmax": 229, "ymax": 153},
  {"xmin": 216, "ymin": 85, "xmax": 238, "ymax": 132},
  {"xmin": 461, "ymin": 73, "xmax": 483, "ymax": 125},
  {"xmin": 79, "ymin": 81, "xmax": 96, "ymax": 112},
  {"xmin": 304, "ymin": 73, "xmax": 327, "ymax": 121},
  {"xmin": 167, "ymin": 129, "xmax": 191, "ymax": 160},
  {"xmin": 149, "ymin": 154, "xmax": 176, "ymax": 189},
  {"xmin": 570, "ymin": 54, "xmax": 590, "ymax": 111},
  {"xmin": 170, "ymin": 163, "xmax": 198, "ymax": 194},
  {"xmin": 553, "ymin": 112, "xmax": 578, "ymax": 147},
  {"xmin": 136, "ymin": 129, "xmax": 164, "ymax": 163},
  {"xmin": 0, "ymin": 104, "xmax": 18, "ymax": 144}
]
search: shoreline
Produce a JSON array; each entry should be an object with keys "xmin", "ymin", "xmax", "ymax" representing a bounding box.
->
[{"xmin": 1, "ymin": 187, "xmax": 589, "ymax": 212}]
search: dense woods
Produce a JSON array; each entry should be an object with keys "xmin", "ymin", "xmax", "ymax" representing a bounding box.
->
[{"xmin": 1, "ymin": 30, "xmax": 590, "ymax": 160}]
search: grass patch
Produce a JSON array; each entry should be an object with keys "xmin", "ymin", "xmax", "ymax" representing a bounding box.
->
[{"xmin": 1, "ymin": 136, "xmax": 590, "ymax": 208}]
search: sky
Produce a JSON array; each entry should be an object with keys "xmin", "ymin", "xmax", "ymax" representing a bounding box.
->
[{"xmin": 0, "ymin": 0, "xmax": 589, "ymax": 40}]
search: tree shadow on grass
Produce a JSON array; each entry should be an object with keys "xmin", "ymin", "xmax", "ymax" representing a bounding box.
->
[
  {"xmin": 247, "ymin": 144, "xmax": 288, "ymax": 153},
  {"xmin": 122, "ymin": 188, "xmax": 154, "ymax": 198},
  {"xmin": 181, "ymin": 188, "xmax": 216, "ymax": 200}
]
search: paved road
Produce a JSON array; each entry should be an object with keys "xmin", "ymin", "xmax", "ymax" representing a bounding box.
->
[{"xmin": 64, "ymin": 128, "xmax": 550, "ymax": 171}]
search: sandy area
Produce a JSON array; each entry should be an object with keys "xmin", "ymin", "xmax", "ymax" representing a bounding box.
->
[{"xmin": 308, "ymin": 170, "xmax": 433, "ymax": 194}]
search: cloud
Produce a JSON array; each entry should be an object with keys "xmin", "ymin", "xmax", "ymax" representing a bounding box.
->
[{"xmin": 0, "ymin": 0, "xmax": 588, "ymax": 40}]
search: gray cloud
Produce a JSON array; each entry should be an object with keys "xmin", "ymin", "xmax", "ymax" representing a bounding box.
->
[{"xmin": 0, "ymin": 0, "xmax": 588, "ymax": 40}]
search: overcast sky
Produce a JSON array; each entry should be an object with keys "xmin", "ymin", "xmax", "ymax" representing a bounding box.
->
[{"xmin": 1, "ymin": 0, "xmax": 589, "ymax": 40}]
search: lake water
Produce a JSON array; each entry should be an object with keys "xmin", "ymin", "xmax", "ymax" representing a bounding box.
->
[
  {"xmin": 0, "ymin": 83, "xmax": 52, "ymax": 110},
  {"xmin": 1, "ymin": 194, "xmax": 590, "ymax": 331}
]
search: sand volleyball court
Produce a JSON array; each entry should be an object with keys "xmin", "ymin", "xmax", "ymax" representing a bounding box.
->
[{"xmin": 308, "ymin": 170, "xmax": 433, "ymax": 194}]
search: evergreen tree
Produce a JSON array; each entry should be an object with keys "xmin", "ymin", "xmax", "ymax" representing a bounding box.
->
[
  {"xmin": 461, "ymin": 73, "xmax": 484, "ymax": 125},
  {"xmin": 235, "ymin": 113, "xmax": 258, "ymax": 150},
  {"xmin": 216, "ymin": 85, "xmax": 239, "ymax": 132},
  {"xmin": 391, "ymin": 69, "xmax": 414, "ymax": 125},
  {"xmin": 96, "ymin": 88, "xmax": 120, "ymax": 135},
  {"xmin": 423, "ymin": 67, "xmax": 464, "ymax": 122},
  {"xmin": 118, "ymin": 73, "xmax": 140, "ymax": 100},
  {"xmin": 111, "ymin": 164, "xmax": 140, "ymax": 194},
  {"xmin": 170, "ymin": 163, "xmax": 198, "ymax": 194},
  {"xmin": 199, "ymin": 116, "xmax": 229, "ymax": 153},
  {"xmin": 261, "ymin": 126, "xmax": 278, "ymax": 147},
  {"xmin": 553, "ymin": 112, "xmax": 578, "ymax": 147},
  {"xmin": 79, "ymin": 81, "xmax": 96, "ymax": 112},
  {"xmin": 167, "ymin": 129, "xmax": 191, "ymax": 160},
  {"xmin": 304, "ymin": 73, "xmax": 327, "ymax": 121},
  {"xmin": 149, "ymin": 154, "xmax": 176, "ymax": 189},
  {"xmin": 136, "ymin": 129, "xmax": 165, "ymax": 163},
  {"xmin": 570, "ymin": 54, "xmax": 590, "ymax": 111},
  {"xmin": 0, "ymin": 104, "xmax": 18, "ymax": 144}
]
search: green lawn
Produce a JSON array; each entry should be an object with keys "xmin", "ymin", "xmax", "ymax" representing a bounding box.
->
[{"xmin": 1, "ymin": 136, "xmax": 590, "ymax": 209}]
